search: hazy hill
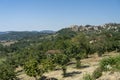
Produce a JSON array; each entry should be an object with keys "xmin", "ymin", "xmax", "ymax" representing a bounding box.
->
[
  {"xmin": 0, "ymin": 23, "xmax": 119, "ymax": 41},
  {"xmin": 0, "ymin": 30, "xmax": 55, "ymax": 41},
  {"xmin": 0, "ymin": 32, "xmax": 8, "ymax": 35}
]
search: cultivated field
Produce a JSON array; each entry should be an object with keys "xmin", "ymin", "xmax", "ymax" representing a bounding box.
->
[{"xmin": 16, "ymin": 52, "xmax": 120, "ymax": 80}]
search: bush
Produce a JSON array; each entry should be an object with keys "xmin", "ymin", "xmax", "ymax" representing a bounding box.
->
[
  {"xmin": 83, "ymin": 73, "xmax": 94, "ymax": 80},
  {"xmin": 113, "ymin": 55, "xmax": 120, "ymax": 71},
  {"xmin": 0, "ymin": 63, "xmax": 17, "ymax": 80},
  {"xmin": 53, "ymin": 54, "xmax": 70, "ymax": 77},
  {"xmin": 92, "ymin": 67, "xmax": 102, "ymax": 79},
  {"xmin": 100, "ymin": 55, "xmax": 120, "ymax": 71}
]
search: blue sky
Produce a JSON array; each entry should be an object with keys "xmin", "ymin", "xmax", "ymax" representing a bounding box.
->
[{"xmin": 0, "ymin": 0, "xmax": 120, "ymax": 31}]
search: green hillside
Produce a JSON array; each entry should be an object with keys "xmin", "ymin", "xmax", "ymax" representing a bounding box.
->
[{"xmin": 0, "ymin": 23, "xmax": 120, "ymax": 80}]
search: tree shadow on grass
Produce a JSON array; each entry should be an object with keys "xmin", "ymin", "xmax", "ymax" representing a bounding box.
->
[
  {"xmin": 80, "ymin": 65, "xmax": 90, "ymax": 69},
  {"xmin": 54, "ymin": 68, "xmax": 61, "ymax": 71},
  {"xmin": 40, "ymin": 76, "xmax": 58, "ymax": 80},
  {"xmin": 102, "ymin": 54, "xmax": 110, "ymax": 57},
  {"xmin": 67, "ymin": 62, "xmax": 76, "ymax": 66},
  {"xmin": 16, "ymin": 69, "xmax": 24, "ymax": 76},
  {"xmin": 72, "ymin": 65, "xmax": 90, "ymax": 69},
  {"xmin": 64, "ymin": 71, "xmax": 82, "ymax": 77}
]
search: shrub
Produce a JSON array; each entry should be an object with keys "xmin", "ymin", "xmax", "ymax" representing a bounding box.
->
[
  {"xmin": 92, "ymin": 67, "xmax": 102, "ymax": 79},
  {"xmin": 113, "ymin": 55, "xmax": 120, "ymax": 71},
  {"xmin": 0, "ymin": 63, "xmax": 17, "ymax": 80},
  {"xmin": 83, "ymin": 73, "xmax": 94, "ymax": 80},
  {"xmin": 100, "ymin": 55, "xmax": 120, "ymax": 71}
]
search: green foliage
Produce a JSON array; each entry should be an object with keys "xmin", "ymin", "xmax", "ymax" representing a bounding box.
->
[
  {"xmin": 40, "ymin": 58, "xmax": 55, "ymax": 71},
  {"xmin": 24, "ymin": 58, "xmax": 40, "ymax": 78},
  {"xmin": 92, "ymin": 67, "xmax": 102, "ymax": 79},
  {"xmin": 76, "ymin": 59, "xmax": 81, "ymax": 69},
  {"xmin": 24, "ymin": 56, "xmax": 55, "ymax": 79},
  {"xmin": 0, "ymin": 44, "xmax": 8, "ymax": 56},
  {"xmin": 57, "ymin": 28, "xmax": 77, "ymax": 40},
  {"xmin": 97, "ymin": 47, "xmax": 105, "ymax": 57},
  {"xmin": 53, "ymin": 54, "xmax": 70, "ymax": 66},
  {"xmin": 53, "ymin": 54, "xmax": 70, "ymax": 77},
  {"xmin": 0, "ymin": 23, "xmax": 120, "ymax": 79},
  {"xmin": 83, "ymin": 73, "xmax": 94, "ymax": 80},
  {"xmin": 71, "ymin": 33, "xmax": 91, "ymax": 58},
  {"xmin": 0, "ymin": 63, "xmax": 17, "ymax": 80},
  {"xmin": 92, "ymin": 35, "xmax": 106, "ymax": 57},
  {"xmin": 0, "ymin": 31, "xmax": 50, "ymax": 41},
  {"xmin": 100, "ymin": 55, "xmax": 120, "ymax": 71},
  {"xmin": 0, "ymin": 57, "xmax": 6, "ymax": 64}
]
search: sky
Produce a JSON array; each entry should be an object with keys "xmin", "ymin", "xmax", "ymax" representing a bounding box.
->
[{"xmin": 0, "ymin": 0, "xmax": 120, "ymax": 31}]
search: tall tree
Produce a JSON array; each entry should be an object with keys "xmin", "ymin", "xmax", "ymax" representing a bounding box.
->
[{"xmin": 53, "ymin": 54, "xmax": 70, "ymax": 77}]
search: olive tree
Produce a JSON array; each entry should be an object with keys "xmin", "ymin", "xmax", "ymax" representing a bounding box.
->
[
  {"xmin": 24, "ymin": 57, "xmax": 55, "ymax": 80},
  {"xmin": 0, "ymin": 63, "xmax": 17, "ymax": 80},
  {"xmin": 75, "ymin": 53, "xmax": 81, "ymax": 68},
  {"xmin": 53, "ymin": 54, "xmax": 70, "ymax": 77},
  {"xmin": 24, "ymin": 58, "xmax": 44, "ymax": 80}
]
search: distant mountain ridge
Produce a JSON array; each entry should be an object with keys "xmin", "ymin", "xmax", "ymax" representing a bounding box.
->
[
  {"xmin": 0, "ymin": 23, "xmax": 120, "ymax": 41},
  {"xmin": 40, "ymin": 30, "xmax": 56, "ymax": 33},
  {"xmin": 0, "ymin": 30, "xmax": 55, "ymax": 41},
  {"xmin": 0, "ymin": 32, "xmax": 9, "ymax": 35}
]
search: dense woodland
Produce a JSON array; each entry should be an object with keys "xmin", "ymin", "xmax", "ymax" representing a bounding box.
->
[{"xmin": 0, "ymin": 23, "xmax": 120, "ymax": 80}]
